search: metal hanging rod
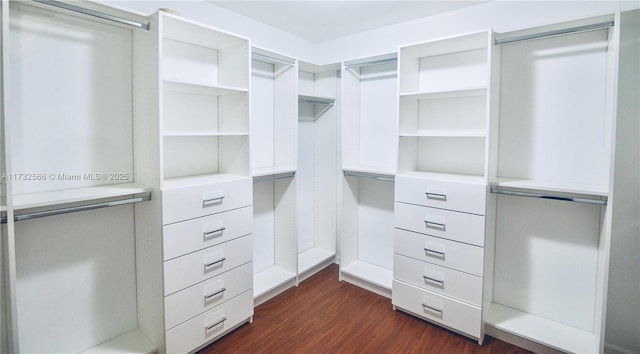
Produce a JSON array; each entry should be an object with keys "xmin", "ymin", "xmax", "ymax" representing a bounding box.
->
[
  {"xmin": 33, "ymin": 0, "xmax": 150, "ymax": 30},
  {"xmin": 252, "ymin": 52, "xmax": 295, "ymax": 67},
  {"xmin": 253, "ymin": 171, "xmax": 296, "ymax": 183},
  {"xmin": 344, "ymin": 170, "xmax": 395, "ymax": 182},
  {"xmin": 490, "ymin": 186, "xmax": 606, "ymax": 206},
  {"xmin": 495, "ymin": 21, "xmax": 613, "ymax": 45},
  {"xmin": 298, "ymin": 95, "xmax": 335, "ymax": 106},
  {"xmin": 344, "ymin": 58, "xmax": 397, "ymax": 69},
  {"xmin": 9, "ymin": 192, "xmax": 152, "ymax": 222}
]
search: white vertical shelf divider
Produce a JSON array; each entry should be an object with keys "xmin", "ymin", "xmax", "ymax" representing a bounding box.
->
[
  {"xmin": 251, "ymin": 47, "xmax": 298, "ymax": 306},
  {"xmin": 297, "ymin": 61, "xmax": 339, "ymax": 282},
  {"xmin": 339, "ymin": 53, "xmax": 397, "ymax": 298}
]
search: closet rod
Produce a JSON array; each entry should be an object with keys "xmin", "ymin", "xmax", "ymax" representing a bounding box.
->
[
  {"xmin": 490, "ymin": 186, "xmax": 606, "ymax": 206},
  {"xmin": 344, "ymin": 58, "xmax": 397, "ymax": 69},
  {"xmin": 33, "ymin": 0, "xmax": 151, "ymax": 30},
  {"xmin": 12, "ymin": 192, "xmax": 152, "ymax": 222},
  {"xmin": 495, "ymin": 21, "xmax": 613, "ymax": 45},
  {"xmin": 252, "ymin": 52, "xmax": 295, "ymax": 67},
  {"xmin": 253, "ymin": 172, "xmax": 296, "ymax": 183},
  {"xmin": 343, "ymin": 171, "xmax": 395, "ymax": 182},
  {"xmin": 298, "ymin": 97, "xmax": 335, "ymax": 106}
]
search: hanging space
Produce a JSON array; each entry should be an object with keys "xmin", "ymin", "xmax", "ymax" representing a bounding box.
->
[
  {"xmin": 339, "ymin": 53, "xmax": 397, "ymax": 297},
  {"xmin": 251, "ymin": 48, "xmax": 298, "ymax": 305},
  {"xmin": 484, "ymin": 13, "xmax": 621, "ymax": 353},
  {"xmin": 297, "ymin": 61, "xmax": 339, "ymax": 281}
]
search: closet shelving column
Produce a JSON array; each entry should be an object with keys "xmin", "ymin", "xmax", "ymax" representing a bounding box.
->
[
  {"xmin": 157, "ymin": 11, "xmax": 253, "ymax": 353},
  {"xmin": 297, "ymin": 61, "xmax": 339, "ymax": 281},
  {"xmin": 392, "ymin": 30, "xmax": 492, "ymax": 342},
  {"xmin": 250, "ymin": 47, "xmax": 298, "ymax": 306},
  {"xmin": 484, "ymin": 14, "xmax": 620, "ymax": 353},
  {"xmin": 2, "ymin": 1, "xmax": 155, "ymax": 353},
  {"xmin": 339, "ymin": 53, "xmax": 397, "ymax": 298}
]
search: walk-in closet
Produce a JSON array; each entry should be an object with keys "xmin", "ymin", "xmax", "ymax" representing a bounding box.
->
[{"xmin": 1, "ymin": 1, "xmax": 638, "ymax": 353}]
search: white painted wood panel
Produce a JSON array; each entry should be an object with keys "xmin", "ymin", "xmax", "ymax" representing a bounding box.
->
[
  {"xmin": 395, "ymin": 174, "xmax": 486, "ymax": 215},
  {"xmin": 253, "ymin": 181, "xmax": 275, "ymax": 273},
  {"xmin": 250, "ymin": 60, "xmax": 275, "ymax": 169},
  {"xmin": 357, "ymin": 178, "xmax": 394, "ymax": 269}
]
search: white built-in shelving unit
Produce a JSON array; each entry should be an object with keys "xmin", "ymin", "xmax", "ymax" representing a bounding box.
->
[
  {"xmin": 250, "ymin": 47, "xmax": 299, "ymax": 305},
  {"xmin": 297, "ymin": 61, "xmax": 339, "ymax": 281},
  {"xmin": 339, "ymin": 53, "xmax": 397, "ymax": 298}
]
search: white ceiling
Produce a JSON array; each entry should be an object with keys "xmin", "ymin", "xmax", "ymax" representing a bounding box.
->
[{"xmin": 208, "ymin": 1, "xmax": 490, "ymax": 43}]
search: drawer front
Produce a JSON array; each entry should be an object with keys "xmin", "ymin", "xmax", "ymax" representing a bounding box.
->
[
  {"xmin": 165, "ymin": 290, "xmax": 253, "ymax": 354},
  {"xmin": 164, "ymin": 262, "xmax": 253, "ymax": 330},
  {"xmin": 394, "ymin": 254, "xmax": 482, "ymax": 306},
  {"xmin": 163, "ymin": 177, "xmax": 252, "ymax": 225},
  {"xmin": 163, "ymin": 206, "xmax": 253, "ymax": 260},
  {"xmin": 394, "ymin": 229, "xmax": 483, "ymax": 276},
  {"xmin": 395, "ymin": 175, "xmax": 486, "ymax": 215},
  {"xmin": 395, "ymin": 202, "xmax": 485, "ymax": 246},
  {"xmin": 164, "ymin": 235, "xmax": 252, "ymax": 295},
  {"xmin": 392, "ymin": 280, "xmax": 481, "ymax": 339}
]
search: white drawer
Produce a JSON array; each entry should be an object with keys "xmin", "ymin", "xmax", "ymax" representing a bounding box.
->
[
  {"xmin": 164, "ymin": 262, "xmax": 253, "ymax": 330},
  {"xmin": 392, "ymin": 280, "xmax": 481, "ymax": 339},
  {"xmin": 395, "ymin": 175, "xmax": 486, "ymax": 215},
  {"xmin": 395, "ymin": 202, "xmax": 485, "ymax": 246},
  {"xmin": 165, "ymin": 290, "xmax": 253, "ymax": 354},
  {"xmin": 394, "ymin": 254, "xmax": 482, "ymax": 306},
  {"xmin": 163, "ymin": 206, "xmax": 252, "ymax": 260},
  {"xmin": 164, "ymin": 235, "xmax": 252, "ymax": 295},
  {"xmin": 163, "ymin": 177, "xmax": 252, "ymax": 225},
  {"xmin": 394, "ymin": 228, "xmax": 483, "ymax": 276}
]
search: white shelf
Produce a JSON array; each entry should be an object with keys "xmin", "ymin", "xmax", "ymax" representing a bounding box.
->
[
  {"xmin": 162, "ymin": 173, "xmax": 249, "ymax": 190},
  {"xmin": 400, "ymin": 87, "xmax": 486, "ymax": 100},
  {"xmin": 163, "ymin": 79, "xmax": 248, "ymax": 96},
  {"xmin": 298, "ymin": 248, "xmax": 335, "ymax": 274},
  {"xmin": 13, "ymin": 184, "xmax": 151, "ymax": 210},
  {"xmin": 253, "ymin": 266, "xmax": 297, "ymax": 299},
  {"xmin": 81, "ymin": 328, "xmax": 155, "ymax": 354},
  {"xmin": 485, "ymin": 303, "xmax": 598, "ymax": 354},
  {"xmin": 399, "ymin": 130, "xmax": 486, "ymax": 138},
  {"xmin": 493, "ymin": 178, "xmax": 609, "ymax": 198},
  {"xmin": 298, "ymin": 94, "xmax": 335, "ymax": 105},
  {"xmin": 343, "ymin": 166, "xmax": 395, "ymax": 179},
  {"xmin": 341, "ymin": 260, "xmax": 392, "ymax": 290},
  {"xmin": 252, "ymin": 166, "xmax": 297, "ymax": 178},
  {"xmin": 398, "ymin": 171, "xmax": 486, "ymax": 184},
  {"xmin": 162, "ymin": 132, "xmax": 249, "ymax": 137}
]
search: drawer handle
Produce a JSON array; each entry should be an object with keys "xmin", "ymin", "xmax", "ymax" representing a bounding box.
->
[
  {"xmin": 204, "ymin": 227, "xmax": 226, "ymax": 237},
  {"xmin": 422, "ymin": 303, "xmax": 443, "ymax": 314},
  {"xmin": 424, "ymin": 220, "xmax": 446, "ymax": 230},
  {"xmin": 423, "ymin": 275, "xmax": 444, "ymax": 285},
  {"xmin": 204, "ymin": 287, "xmax": 227, "ymax": 300},
  {"xmin": 425, "ymin": 190, "xmax": 447, "ymax": 201},
  {"xmin": 205, "ymin": 317, "xmax": 227, "ymax": 330},
  {"xmin": 424, "ymin": 247, "xmax": 445, "ymax": 257},
  {"xmin": 203, "ymin": 196, "xmax": 225, "ymax": 206},
  {"xmin": 204, "ymin": 257, "xmax": 226, "ymax": 269}
]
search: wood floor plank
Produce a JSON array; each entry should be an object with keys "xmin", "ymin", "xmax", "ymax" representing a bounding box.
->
[{"xmin": 198, "ymin": 265, "xmax": 530, "ymax": 354}]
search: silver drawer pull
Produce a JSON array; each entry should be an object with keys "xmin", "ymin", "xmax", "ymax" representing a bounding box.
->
[
  {"xmin": 424, "ymin": 220, "xmax": 446, "ymax": 229},
  {"xmin": 423, "ymin": 275, "xmax": 444, "ymax": 285},
  {"xmin": 205, "ymin": 317, "xmax": 227, "ymax": 330},
  {"xmin": 204, "ymin": 257, "xmax": 226, "ymax": 269},
  {"xmin": 425, "ymin": 191, "xmax": 447, "ymax": 200},
  {"xmin": 203, "ymin": 196, "xmax": 225, "ymax": 206},
  {"xmin": 204, "ymin": 227, "xmax": 226, "ymax": 237},
  {"xmin": 204, "ymin": 287, "xmax": 227, "ymax": 300},
  {"xmin": 422, "ymin": 303, "xmax": 443, "ymax": 314},
  {"xmin": 424, "ymin": 248, "xmax": 445, "ymax": 256}
]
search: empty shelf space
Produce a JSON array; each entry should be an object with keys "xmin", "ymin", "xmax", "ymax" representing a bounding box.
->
[
  {"xmin": 254, "ymin": 266, "xmax": 297, "ymax": 299},
  {"xmin": 81, "ymin": 328, "xmax": 155, "ymax": 354},
  {"xmin": 252, "ymin": 167, "xmax": 297, "ymax": 178},
  {"xmin": 299, "ymin": 248, "xmax": 335, "ymax": 274},
  {"xmin": 400, "ymin": 87, "xmax": 486, "ymax": 101},
  {"xmin": 341, "ymin": 260, "xmax": 392, "ymax": 290},
  {"xmin": 163, "ymin": 79, "xmax": 248, "ymax": 96},
  {"xmin": 485, "ymin": 303, "xmax": 598, "ymax": 354},
  {"xmin": 398, "ymin": 171, "xmax": 487, "ymax": 185},
  {"xmin": 13, "ymin": 184, "xmax": 151, "ymax": 211},
  {"xmin": 162, "ymin": 174, "xmax": 249, "ymax": 190},
  {"xmin": 399, "ymin": 130, "xmax": 486, "ymax": 138}
]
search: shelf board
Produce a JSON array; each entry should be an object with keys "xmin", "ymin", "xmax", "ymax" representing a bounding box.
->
[
  {"xmin": 493, "ymin": 178, "xmax": 609, "ymax": 198},
  {"xmin": 252, "ymin": 166, "xmax": 297, "ymax": 178},
  {"xmin": 298, "ymin": 94, "xmax": 335, "ymax": 105},
  {"xmin": 342, "ymin": 165, "xmax": 396, "ymax": 177},
  {"xmin": 398, "ymin": 171, "xmax": 486, "ymax": 184},
  {"xmin": 254, "ymin": 266, "xmax": 297, "ymax": 299},
  {"xmin": 341, "ymin": 261, "xmax": 392, "ymax": 290},
  {"xmin": 485, "ymin": 303, "xmax": 598, "ymax": 354},
  {"xmin": 400, "ymin": 87, "xmax": 486, "ymax": 100},
  {"xmin": 81, "ymin": 328, "xmax": 155, "ymax": 354},
  {"xmin": 162, "ymin": 132, "xmax": 249, "ymax": 137},
  {"xmin": 399, "ymin": 130, "xmax": 486, "ymax": 138},
  {"xmin": 163, "ymin": 79, "xmax": 248, "ymax": 96},
  {"xmin": 298, "ymin": 248, "xmax": 335, "ymax": 274},
  {"xmin": 162, "ymin": 173, "xmax": 249, "ymax": 190},
  {"xmin": 13, "ymin": 184, "xmax": 151, "ymax": 211}
]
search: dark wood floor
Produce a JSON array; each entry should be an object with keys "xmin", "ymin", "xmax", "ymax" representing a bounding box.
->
[{"xmin": 198, "ymin": 265, "xmax": 531, "ymax": 354}]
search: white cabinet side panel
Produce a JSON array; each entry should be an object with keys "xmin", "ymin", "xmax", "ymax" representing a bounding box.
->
[
  {"xmin": 298, "ymin": 111, "xmax": 315, "ymax": 252},
  {"xmin": 251, "ymin": 60, "xmax": 275, "ymax": 169},
  {"xmin": 254, "ymin": 181, "xmax": 276, "ymax": 273},
  {"xmin": 357, "ymin": 178, "xmax": 394, "ymax": 269}
]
